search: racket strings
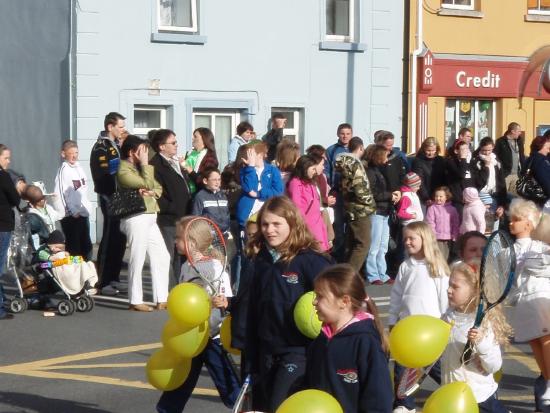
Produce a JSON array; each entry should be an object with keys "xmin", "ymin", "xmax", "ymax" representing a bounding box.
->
[{"xmin": 482, "ymin": 236, "xmax": 513, "ymax": 304}]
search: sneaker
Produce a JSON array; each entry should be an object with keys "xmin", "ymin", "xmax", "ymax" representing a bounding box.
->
[
  {"xmin": 110, "ymin": 281, "xmax": 128, "ymax": 293},
  {"xmin": 87, "ymin": 288, "xmax": 98, "ymax": 296},
  {"xmin": 100, "ymin": 285, "xmax": 119, "ymax": 296},
  {"xmin": 392, "ymin": 407, "xmax": 416, "ymax": 413}
]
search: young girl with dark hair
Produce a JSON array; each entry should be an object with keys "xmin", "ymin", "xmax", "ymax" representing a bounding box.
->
[
  {"xmin": 245, "ymin": 196, "xmax": 332, "ymax": 412},
  {"xmin": 287, "ymin": 155, "xmax": 330, "ymax": 251},
  {"xmin": 306, "ymin": 264, "xmax": 392, "ymax": 412}
]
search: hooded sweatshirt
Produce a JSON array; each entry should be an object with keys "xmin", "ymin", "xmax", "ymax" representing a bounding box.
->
[
  {"xmin": 306, "ymin": 313, "xmax": 393, "ymax": 413},
  {"xmin": 460, "ymin": 187, "xmax": 486, "ymax": 235}
]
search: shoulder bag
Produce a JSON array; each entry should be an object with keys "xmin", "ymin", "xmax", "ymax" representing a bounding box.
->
[{"xmin": 516, "ymin": 159, "xmax": 547, "ymax": 204}]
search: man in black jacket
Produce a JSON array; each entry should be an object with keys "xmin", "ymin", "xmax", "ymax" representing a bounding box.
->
[
  {"xmin": 494, "ymin": 122, "xmax": 525, "ymax": 195},
  {"xmin": 262, "ymin": 113, "xmax": 287, "ymax": 163},
  {"xmin": 149, "ymin": 129, "xmax": 191, "ymax": 285},
  {"xmin": 90, "ymin": 112, "xmax": 127, "ymax": 295}
]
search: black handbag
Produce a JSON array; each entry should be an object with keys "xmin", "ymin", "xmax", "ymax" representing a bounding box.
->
[
  {"xmin": 516, "ymin": 160, "xmax": 547, "ymax": 204},
  {"xmin": 107, "ymin": 188, "xmax": 146, "ymax": 219}
]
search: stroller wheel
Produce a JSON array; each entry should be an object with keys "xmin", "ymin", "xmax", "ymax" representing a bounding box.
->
[
  {"xmin": 83, "ymin": 296, "xmax": 94, "ymax": 312},
  {"xmin": 76, "ymin": 296, "xmax": 93, "ymax": 312},
  {"xmin": 57, "ymin": 299, "xmax": 75, "ymax": 316},
  {"xmin": 9, "ymin": 298, "xmax": 27, "ymax": 314}
]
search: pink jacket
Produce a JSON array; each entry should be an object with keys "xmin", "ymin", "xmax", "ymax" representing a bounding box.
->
[
  {"xmin": 287, "ymin": 177, "xmax": 330, "ymax": 251},
  {"xmin": 460, "ymin": 187, "xmax": 486, "ymax": 235},
  {"xmin": 426, "ymin": 202, "xmax": 460, "ymax": 241}
]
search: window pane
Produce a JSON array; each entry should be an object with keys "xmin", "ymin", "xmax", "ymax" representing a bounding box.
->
[
  {"xmin": 159, "ymin": 0, "xmax": 192, "ymax": 28},
  {"xmin": 477, "ymin": 101, "xmax": 493, "ymax": 142},
  {"xmin": 445, "ymin": 100, "xmax": 456, "ymax": 148},
  {"xmin": 459, "ymin": 100, "xmax": 475, "ymax": 135},
  {"xmin": 134, "ymin": 110, "xmax": 161, "ymax": 129},
  {"xmin": 326, "ymin": 0, "xmax": 350, "ymax": 36},
  {"xmin": 442, "ymin": 0, "xmax": 473, "ymax": 6},
  {"xmin": 195, "ymin": 115, "xmax": 211, "ymax": 129},
  {"xmin": 215, "ymin": 116, "xmax": 232, "ymax": 169}
]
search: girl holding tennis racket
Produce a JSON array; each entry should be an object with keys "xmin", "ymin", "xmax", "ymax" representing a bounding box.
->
[
  {"xmin": 245, "ymin": 196, "xmax": 332, "ymax": 412},
  {"xmin": 388, "ymin": 221, "xmax": 450, "ymax": 413},
  {"xmin": 306, "ymin": 264, "xmax": 392, "ymax": 413},
  {"xmin": 508, "ymin": 199, "xmax": 550, "ymax": 407},
  {"xmin": 156, "ymin": 216, "xmax": 240, "ymax": 413},
  {"xmin": 443, "ymin": 262, "xmax": 512, "ymax": 412}
]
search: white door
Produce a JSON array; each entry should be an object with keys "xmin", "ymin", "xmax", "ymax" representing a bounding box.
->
[{"xmin": 193, "ymin": 110, "xmax": 240, "ymax": 169}]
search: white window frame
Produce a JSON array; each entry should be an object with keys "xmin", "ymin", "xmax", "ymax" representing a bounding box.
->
[
  {"xmin": 446, "ymin": 99, "xmax": 496, "ymax": 149},
  {"xmin": 528, "ymin": 0, "xmax": 550, "ymax": 14},
  {"xmin": 133, "ymin": 105, "xmax": 167, "ymax": 136},
  {"xmin": 271, "ymin": 107, "xmax": 304, "ymax": 149},
  {"xmin": 192, "ymin": 110, "xmax": 241, "ymax": 169},
  {"xmin": 157, "ymin": 0, "xmax": 198, "ymax": 33},
  {"xmin": 325, "ymin": 0, "xmax": 356, "ymax": 42},
  {"xmin": 441, "ymin": 0, "xmax": 475, "ymax": 11}
]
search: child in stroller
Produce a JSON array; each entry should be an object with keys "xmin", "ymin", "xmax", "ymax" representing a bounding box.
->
[{"xmin": 21, "ymin": 230, "xmax": 97, "ymax": 315}]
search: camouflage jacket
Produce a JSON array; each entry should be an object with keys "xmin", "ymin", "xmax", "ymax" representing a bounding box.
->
[{"xmin": 334, "ymin": 153, "xmax": 376, "ymax": 220}]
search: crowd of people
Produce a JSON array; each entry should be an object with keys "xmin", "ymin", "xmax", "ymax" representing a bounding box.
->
[{"xmin": 1, "ymin": 111, "xmax": 550, "ymax": 413}]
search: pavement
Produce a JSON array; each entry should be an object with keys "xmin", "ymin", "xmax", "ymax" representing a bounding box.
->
[{"xmin": 0, "ymin": 271, "xmax": 543, "ymax": 412}]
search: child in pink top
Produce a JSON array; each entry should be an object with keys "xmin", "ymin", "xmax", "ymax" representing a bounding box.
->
[
  {"xmin": 459, "ymin": 187, "xmax": 486, "ymax": 235},
  {"xmin": 426, "ymin": 186, "xmax": 460, "ymax": 260},
  {"xmin": 397, "ymin": 172, "xmax": 423, "ymax": 225}
]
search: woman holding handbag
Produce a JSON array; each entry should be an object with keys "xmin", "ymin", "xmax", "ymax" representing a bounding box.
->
[
  {"xmin": 117, "ymin": 135, "xmax": 169, "ymax": 312},
  {"xmin": 522, "ymin": 135, "xmax": 550, "ymax": 208}
]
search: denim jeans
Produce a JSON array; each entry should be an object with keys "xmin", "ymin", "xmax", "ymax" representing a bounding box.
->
[
  {"xmin": 478, "ymin": 391, "xmax": 509, "ymax": 413},
  {"xmin": 365, "ymin": 214, "xmax": 390, "ymax": 283},
  {"xmin": 0, "ymin": 231, "xmax": 12, "ymax": 318}
]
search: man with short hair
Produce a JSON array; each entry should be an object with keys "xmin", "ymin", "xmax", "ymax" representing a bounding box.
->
[
  {"xmin": 90, "ymin": 112, "xmax": 127, "ymax": 296},
  {"xmin": 325, "ymin": 123, "xmax": 353, "ymax": 262},
  {"xmin": 447, "ymin": 127, "xmax": 473, "ymax": 154},
  {"xmin": 149, "ymin": 129, "xmax": 192, "ymax": 286},
  {"xmin": 228, "ymin": 121, "xmax": 254, "ymax": 163},
  {"xmin": 262, "ymin": 113, "xmax": 287, "ymax": 163},
  {"xmin": 494, "ymin": 122, "xmax": 525, "ymax": 195}
]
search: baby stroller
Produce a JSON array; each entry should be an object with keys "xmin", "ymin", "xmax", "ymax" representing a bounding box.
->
[{"xmin": 7, "ymin": 212, "xmax": 95, "ymax": 316}]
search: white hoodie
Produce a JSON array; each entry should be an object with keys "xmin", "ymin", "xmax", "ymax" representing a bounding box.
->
[{"xmin": 54, "ymin": 161, "xmax": 92, "ymax": 217}]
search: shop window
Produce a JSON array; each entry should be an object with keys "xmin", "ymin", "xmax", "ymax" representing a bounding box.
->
[
  {"xmin": 444, "ymin": 99, "xmax": 495, "ymax": 149},
  {"xmin": 193, "ymin": 110, "xmax": 240, "ymax": 169},
  {"xmin": 158, "ymin": 0, "xmax": 198, "ymax": 32},
  {"xmin": 441, "ymin": 0, "xmax": 474, "ymax": 10},
  {"xmin": 528, "ymin": 0, "xmax": 550, "ymax": 14},
  {"xmin": 325, "ymin": 0, "xmax": 356, "ymax": 42},
  {"xmin": 270, "ymin": 107, "xmax": 305, "ymax": 150},
  {"xmin": 133, "ymin": 105, "xmax": 168, "ymax": 138}
]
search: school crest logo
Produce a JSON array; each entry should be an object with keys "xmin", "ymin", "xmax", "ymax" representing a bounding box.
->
[
  {"xmin": 281, "ymin": 272, "xmax": 299, "ymax": 284},
  {"xmin": 337, "ymin": 369, "xmax": 358, "ymax": 384},
  {"xmin": 285, "ymin": 363, "xmax": 298, "ymax": 373}
]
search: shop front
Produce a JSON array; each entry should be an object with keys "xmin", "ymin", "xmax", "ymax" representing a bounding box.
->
[{"xmin": 416, "ymin": 49, "xmax": 550, "ymax": 151}]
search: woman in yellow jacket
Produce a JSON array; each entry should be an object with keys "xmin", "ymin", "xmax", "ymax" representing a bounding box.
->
[{"xmin": 117, "ymin": 135, "xmax": 169, "ymax": 312}]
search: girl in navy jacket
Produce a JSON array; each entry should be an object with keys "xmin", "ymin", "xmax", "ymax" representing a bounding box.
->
[
  {"xmin": 236, "ymin": 141, "xmax": 284, "ymax": 227},
  {"xmin": 245, "ymin": 195, "xmax": 332, "ymax": 412},
  {"xmin": 306, "ymin": 264, "xmax": 392, "ymax": 413}
]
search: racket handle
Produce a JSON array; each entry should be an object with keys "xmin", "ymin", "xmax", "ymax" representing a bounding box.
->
[{"xmin": 461, "ymin": 340, "xmax": 474, "ymax": 364}]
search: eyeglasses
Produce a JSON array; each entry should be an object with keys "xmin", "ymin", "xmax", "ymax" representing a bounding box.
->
[{"xmin": 165, "ymin": 141, "xmax": 178, "ymax": 146}]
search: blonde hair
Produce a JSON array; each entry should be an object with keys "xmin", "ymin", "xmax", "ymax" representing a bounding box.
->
[
  {"xmin": 509, "ymin": 198, "xmax": 540, "ymax": 230},
  {"xmin": 275, "ymin": 139, "xmax": 300, "ymax": 172},
  {"xmin": 532, "ymin": 212, "xmax": 550, "ymax": 244},
  {"xmin": 404, "ymin": 221, "xmax": 449, "ymax": 278},
  {"xmin": 175, "ymin": 216, "xmax": 215, "ymax": 258},
  {"xmin": 450, "ymin": 262, "xmax": 513, "ymax": 345}
]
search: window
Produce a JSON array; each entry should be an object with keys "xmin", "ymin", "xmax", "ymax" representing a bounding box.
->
[
  {"xmin": 133, "ymin": 106, "xmax": 167, "ymax": 138},
  {"xmin": 326, "ymin": 0, "xmax": 355, "ymax": 42},
  {"xmin": 441, "ymin": 0, "xmax": 474, "ymax": 10},
  {"xmin": 444, "ymin": 99, "xmax": 495, "ymax": 149},
  {"xmin": 271, "ymin": 108, "xmax": 305, "ymax": 149},
  {"xmin": 158, "ymin": 0, "xmax": 197, "ymax": 32},
  {"xmin": 192, "ymin": 110, "xmax": 241, "ymax": 169},
  {"xmin": 528, "ymin": 0, "xmax": 550, "ymax": 14}
]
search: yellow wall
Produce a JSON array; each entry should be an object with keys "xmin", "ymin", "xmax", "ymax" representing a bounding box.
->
[
  {"xmin": 427, "ymin": 97, "xmax": 446, "ymax": 149},
  {"xmin": 414, "ymin": 0, "xmax": 550, "ymax": 57},
  {"xmin": 534, "ymin": 100, "xmax": 550, "ymax": 138}
]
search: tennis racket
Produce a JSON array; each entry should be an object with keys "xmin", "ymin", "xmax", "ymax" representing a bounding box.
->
[
  {"xmin": 184, "ymin": 217, "xmax": 229, "ymax": 300},
  {"xmin": 396, "ymin": 361, "xmax": 437, "ymax": 399},
  {"xmin": 461, "ymin": 229, "xmax": 516, "ymax": 364}
]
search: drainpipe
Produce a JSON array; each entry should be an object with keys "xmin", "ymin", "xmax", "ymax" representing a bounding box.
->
[{"xmin": 410, "ymin": 0, "xmax": 423, "ymax": 153}]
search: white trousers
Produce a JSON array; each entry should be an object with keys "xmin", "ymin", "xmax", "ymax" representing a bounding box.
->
[{"xmin": 120, "ymin": 213, "xmax": 169, "ymax": 305}]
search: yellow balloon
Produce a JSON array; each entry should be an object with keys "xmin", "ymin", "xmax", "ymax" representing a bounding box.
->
[
  {"xmin": 423, "ymin": 381, "xmax": 479, "ymax": 413},
  {"xmin": 220, "ymin": 316, "xmax": 241, "ymax": 356},
  {"xmin": 146, "ymin": 348, "xmax": 191, "ymax": 391},
  {"xmin": 293, "ymin": 291, "xmax": 322, "ymax": 339},
  {"xmin": 390, "ymin": 315, "xmax": 451, "ymax": 368},
  {"xmin": 494, "ymin": 369, "xmax": 502, "ymax": 383},
  {"xmin": 167, "ymin": 282, "xmax": 211, "ymax": 327},
  {"xmin": 276, "ymin": 389, "xmax": 343, "ymax": 413},
  {"xmin": 162, "ymin": 318, "xmax": 209, "ymax": 358}
]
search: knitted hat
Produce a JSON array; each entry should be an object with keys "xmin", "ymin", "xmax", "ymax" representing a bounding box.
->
[
  {"xmin": 478, "ymin": 191, "xmax": 493, "ymax": 206},
  {"xmin": 47, "ymin": 230, "xmax": 65, "ymax": 245},
  {"xmin": 404, "ymin": 172, "xmax": 421, "ymax": 189}
]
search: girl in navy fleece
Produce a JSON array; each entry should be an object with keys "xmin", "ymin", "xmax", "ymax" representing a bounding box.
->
[
  {"xmin": 307, "ymin": 264, "xmax": 392, "ymax": 413},
  {"xmin": 245, "ymin": 195, "xmax": 332, "ymax": 412}
]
